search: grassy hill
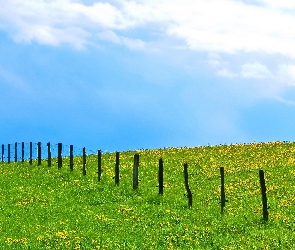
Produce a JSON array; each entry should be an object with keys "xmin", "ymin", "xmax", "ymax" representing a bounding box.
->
[{"xmin": 1, "ymin": 141, "xmax": 295, "ymax": 249}]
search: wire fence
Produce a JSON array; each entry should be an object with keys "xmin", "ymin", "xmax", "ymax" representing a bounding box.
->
[
  {"xmin": 0, "ymin": 142, "xmax": 97, "ymax": 163},
  {"xmin": 0, "ymin": 142, "xmax": 270, "ymax": 220}
]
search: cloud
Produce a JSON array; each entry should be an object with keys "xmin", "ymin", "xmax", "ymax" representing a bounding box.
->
[
  {"xmin": 217, "ymin": 68, "xmax": 237, "ymax": 78},
  {"xmin": 15, "ymin": 25, "xmax": 90, "ymax": 49},
  {"xmin": 2, "ymin": 0, "xmax": 295, "ymax": 102},
  {"xmin": 260, "ymin": 0, "xmax": 295, "ymax": 9},
  {"xmin": 241, "ymin": 62, "xmax": 273, "ymax": 79},
  {"xmin": 0, "ymin": 0, "xmax": 133, "ymax": 48},
  {"xmin": 97, "ymin": 30, "xmax": 121, "ymax": 44},
  {"xmin": 0, "ymin": 0, "xmax": 294, "ymax": 56},
  {"xmin": 97, "ymin": 30, "xmax": 148, "ymax": 51},
  {"xmin": 277, "ymin": 64, "xmax": 295, "ymax": 85},
  {"xmin": 165, "ymin": 0, "xmax": 295, "ymax": 57}
]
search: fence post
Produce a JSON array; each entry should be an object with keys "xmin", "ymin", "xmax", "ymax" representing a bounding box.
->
[
  {"xmin": 259, "ymin": 170, "xmax": 268, "ymax": 221},
  {"xmin": 184, "ymin": 163, "xmax": 192, "ymax": 208},
  {"xmin": 38, "ymin": 142, "xmax": 41, "ymax": 165},
  {"xmin": 133, "ymin": 154, "xmax": 139, "ymax": 189},
  {"xmin": 15, "ymin": 142, "xmax": 17, "ymax": 162},
  {"xmin": 220, "ymin": 167, "xmax": 226, "ymax": 213},
  {"xmin": 70, "ymin": 145, "xmax": 73, "ymax": 171},
  {"xmin": 158, "ymin": 158, "xmax": 164, "ymax": 195},
  {"xmin": 8, "ymin": 144, "xmax": 10, "ymax": 163},
  {"xmin": 21, "ymin": 142, "xmax": 24, "ymax": 163},
  {"xmin": 1, "ymin": 144, "xmax": 4, "ymax": 162},
  {"xmin": 97, "ymin": 150, "xmax": 102, "ymax": 181},
  {"xmin": 82, "ymin": 147, "xmax": 86, "ymax": 175},
  {"xmin": 47, "ymin": 142, "xmax": 51, "ymax": 167},
  {"xmin": 115, "ymin": 152, "xmax": 120, "ymax": 185},
  {"xmin": 29, "ymin": 142, "xmax": 32, "ymax": 164},
  {"xmin": 58, "ymin": 143, "xmax": 62, "ymax": 169}
]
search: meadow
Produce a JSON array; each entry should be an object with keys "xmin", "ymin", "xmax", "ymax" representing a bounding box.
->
[{"xmin": 1, "ymin": 141, "xmax": 295, "ymax": 249}]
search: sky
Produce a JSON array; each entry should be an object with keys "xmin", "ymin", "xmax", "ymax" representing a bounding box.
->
[{"xmin": 1, "ymin": 0, "xmax": 295, "ymax": 152}]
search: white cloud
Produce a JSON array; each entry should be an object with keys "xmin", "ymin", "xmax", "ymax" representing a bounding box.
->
[
  {"xmin": 259, "ymin": 0, "xmax": 295, "ymax": 9},
  {"xmin": 277, "ymin": 64, "xmax": 295, "ymax": 85},
  {"xmin": 0, "ymin": 0, "xmax": 133, "ymax": 48},
  {"xmin": 217, "ymin": 68, "xmax": 237, "ymax": 78},
  {"xmin": 208, "ymin": 59, "xmax": 221, "ymax": 68},
  {"xmin": 97, "ymin": 30, "xmax": 148, "ymax": 51},
  {"xmin": 241, "ymin": 62, "xmax": 273, "ymax": 79},
  {"xmin": 97, "ymin": 30, "xmax": 121, "ymax": 44},
  {"xmin": 1, "ymin": 0, "xmax": 295, "ymax": 56},
  {"xmin": 165, "ymin": 0, "xmax": 295, "ymax": 57},
  {"xmin": 121, "ymin": 37, "xmax": 147, "ymax": 51},
  {"xmin": 14, "ymin": 25, "xmax": 90, "ymax": 49},
  {"xmin": 2, "ymin": 0, "xmax": 295, "ymax": 99},
  {"xmin": 207, "ymin": 54, "xmax": 221, "ymax": 68}
]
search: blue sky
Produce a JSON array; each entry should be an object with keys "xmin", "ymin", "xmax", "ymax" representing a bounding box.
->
[{"xmin": 1, "ymin": 0, "xmax": 295, "ymax": 152}]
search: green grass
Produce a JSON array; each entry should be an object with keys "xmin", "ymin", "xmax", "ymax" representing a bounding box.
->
[{"xmin": 1, "ymin": 141, "xmax": 295, "ymax": 249}]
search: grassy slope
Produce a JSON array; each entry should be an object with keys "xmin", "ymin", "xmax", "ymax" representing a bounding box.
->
[{"xmin": 1, "ymin": 141, "xmax": 295, "ymax": 249}]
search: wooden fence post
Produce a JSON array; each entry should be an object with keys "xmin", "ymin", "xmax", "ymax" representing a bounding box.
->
[
  {"xmin": 259, "ymin": 170, "xmax": 268, "ymax": 221},
  {"xmin": 115, "ymin": 152, "xmax": 120, "ymax": 185},
  {"xmin": 184, "ymin": 163, "xmax": 192, "ymax": 208},
  {"xmin": 29, "ymin": 142, "xmax": 32, "ymax": 164},
  {"xmin": 47, "ymin": 142, "xmax": 51, "ymax": 167},
  {"xmin": 21, "ymin": 142, "xmax": 24, "ymax": 163},
  {"xmin": 1, "ymin": 144, "xmax": 4, "ymax": 162},
  {"xmin": 220, "ymin": 167, "xmax": 226, "ymax": 213},
  {"xmin": 97, "ymin": 150, "xmax": 102, "ymax": 181},
  {"xmin": 15, "ymin": 142, "xmax": 17, "ymax": 162},
  {"xmin": 58, "ymin": 143, "xmax": 62, "ymax": 169},
  {"xmin": 158, "ymin": 158, "xmax": 164, "ymax": 195},
  {"xmin": 38, "ymin": 142, "xmax": 41, "ymax": 166},
  {"xmin": 70, "ymin": 145, "xmax": 73, "ymax": 171},
  {"xmin": 133, "ymin": 154, "xmax": 139, "ymax": 189},
  {"xmin": 8, "ymin": 144, "xmax": 10, "ymax": 163},
  {"xmin": 82, "ymin": 147, "xmax": 86, "ymax": 175}
]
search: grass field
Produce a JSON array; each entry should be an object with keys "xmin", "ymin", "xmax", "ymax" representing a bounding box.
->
[{"xmin": 1, "ymin": 141, "xmax": 295, "ymax": 249}]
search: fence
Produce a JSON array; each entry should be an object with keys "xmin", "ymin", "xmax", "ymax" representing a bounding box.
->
[
  {"xmin": 0, "ymin": 142, "xmax": 96, "ymax": 164},
  {"xmin": 0, "ymin": 142, "xmax": 269, "ymax": 221}
]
